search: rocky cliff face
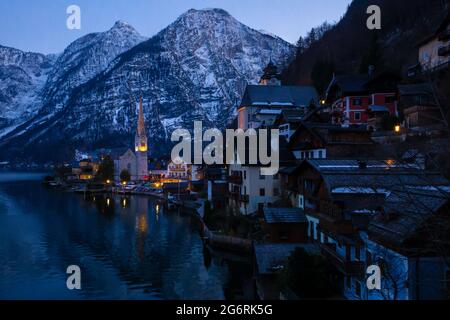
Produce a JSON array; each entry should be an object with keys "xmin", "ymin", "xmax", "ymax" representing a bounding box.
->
[{"xmin": 0, "ymin": 45, "xmax": 55, "ymax": 135}]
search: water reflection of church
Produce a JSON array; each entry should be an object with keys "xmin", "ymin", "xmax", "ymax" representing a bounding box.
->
[{"xmin": 114, "ymin": 98, "xmax": 149, "ymax": 181}]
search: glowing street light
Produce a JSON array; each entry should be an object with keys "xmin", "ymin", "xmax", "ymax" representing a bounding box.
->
[{"xmin": 394, "ymin": 125, "xmax": 401, "ymax": 133}]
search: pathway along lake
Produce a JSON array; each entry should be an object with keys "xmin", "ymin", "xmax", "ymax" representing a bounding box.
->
[{"xmin": 0, "ymin": 173, "xmax": 252, "ymax": 299}]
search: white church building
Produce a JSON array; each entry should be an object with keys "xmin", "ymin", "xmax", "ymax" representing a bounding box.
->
[{"xmin": 114, "ymin": 98, "xmax": 149, "ymax": 181}]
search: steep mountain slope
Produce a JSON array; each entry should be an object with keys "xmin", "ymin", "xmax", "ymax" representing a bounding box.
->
[
  {"xmin": 282, "ymin": 0, "xmax": 445, "ymax": 91},
  {"xmin": 41, "ymin": 20, "xmax": 147, "ymax": 111},
  {"xmin": 0, "ymin": 9, "xmax": 295, "ymax": 162},
  {"xmin": 0, "ymin": 45, "xmax": 55, "ymax": 135}
]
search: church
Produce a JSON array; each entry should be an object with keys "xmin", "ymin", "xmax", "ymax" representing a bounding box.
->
[{"xmin": 114, "ymin": 98, "xmax": 149, "ymax": 181}]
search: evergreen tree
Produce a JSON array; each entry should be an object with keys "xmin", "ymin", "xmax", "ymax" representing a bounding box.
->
[
  {"xmin": 120, "ymin": 169, "xmax": 131, "ymax": 183},
  {"xmin": 96, "ymin": 155, "xmax": 114, "ymax": 182},
  {"xmin": 280, "ymin": 248, "xmax": 339, "ymax": 299},
  {"xmin": 311, "ymin": 60, "xmax": 335, "ymax": 95},
  {"xmin": 359, "ymin": 33, "xmax": 383, "ymax": 74}
]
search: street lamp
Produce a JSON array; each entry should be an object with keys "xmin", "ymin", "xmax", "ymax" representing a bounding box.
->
[{"xmin": 394, "ymin": 125, "xmax": 401, "ymax": 133}]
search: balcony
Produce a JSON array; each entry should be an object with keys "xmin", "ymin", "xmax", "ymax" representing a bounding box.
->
[
  {"xmin": 438, "ymin": 45, "xmax": 450, "ymax": 56},
  {"xmin": 321, "ymin": 243, "xmax": 365, "ymax": 276}
]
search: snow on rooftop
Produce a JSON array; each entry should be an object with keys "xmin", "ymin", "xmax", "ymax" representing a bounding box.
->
[{"xmin": 332, "ymin": 187, "xmax": 390, "ymax": 194}]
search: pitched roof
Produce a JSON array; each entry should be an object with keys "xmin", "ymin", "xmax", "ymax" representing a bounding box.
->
[
  {"xmin": 264, "ymin": 207, "xmax": 307, "ymax": 224},
  {"xmin": 254, "ymin": 243, "xmax": 320, "ymax": 275},
  {"xmin": 306, "ymin": 159, "xmax": 450, "ymax": 192},
  {"xmin": 368, "ymin": 187, "xmax": 449, "ymax": 247},
  {"xmin": 326, "ymin": 75, "xmax": 369, "ymax": 97},
  {"xmin": 288, "ymin": 122, "xmax": 372, "ymax": 150},
  {"xmin": 240, "ymin": 85, "xmax": 318, "ymax": 108}
]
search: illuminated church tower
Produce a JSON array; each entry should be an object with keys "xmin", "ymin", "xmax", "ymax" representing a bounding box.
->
[{"xmin": 135, "ymin": 97, "xmax": 148, "ymax": 180}]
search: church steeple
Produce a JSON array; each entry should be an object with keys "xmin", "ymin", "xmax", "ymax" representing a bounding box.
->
[
  {"xmin": 135, "ymin": 97, "xmax": 148, "ymax": 153},
  {"xmin": 259, "ymin": 60, "xmax": 281, "ymax": 86},
  {"xmin": 137, "ymin": 97, "xmax": 146, "ymax": 136}
]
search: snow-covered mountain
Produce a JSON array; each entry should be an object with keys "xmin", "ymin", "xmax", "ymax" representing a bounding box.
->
[
  {"xmin": 0, "ymin": 9, "xmax": 295, "ymax": 162},
  {"xmin": 41, "ymin": 20, "xmax": 147, "ymax": 111},
  {"xmin": 0, "ymin": 45, "xmax": 55, "ymax": 135},
  {"xmin": 0, "ymin": 21, "xmax": 146, "ymax": 141}
]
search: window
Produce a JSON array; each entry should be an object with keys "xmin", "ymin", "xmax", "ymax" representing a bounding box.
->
[
  {"xmin": 354, "ymin": 112, "xmax": 361, "ymax": 121},
  {"xmin": 259, "ymin": 173, "xmax": 265, "ymax": 180},
  {"xmin": 318, "ymin": 150, "xmax": 324, "ymax": 159},
  {"xmin": 298, "ymin": 195, "xmax": 304, "ymax": 209},
  {"xmin": 258, "ymin": 203, "xmax": 264, "ymax": 214},
  {"xmin": 260, "ymin": 188, "xmax": 266, "ymax": 196},
  {"xmin": 353, "ymin": 98, "xmax": 362, "ymax": 106},
  {"xmin": 304, "ymin": 179, "xmax": 315, "ymax": 193}
]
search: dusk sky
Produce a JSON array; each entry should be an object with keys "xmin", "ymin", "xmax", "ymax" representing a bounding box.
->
[{"xmin": 0, "ymin": 0, "xmax": 351, "ymax": 54}]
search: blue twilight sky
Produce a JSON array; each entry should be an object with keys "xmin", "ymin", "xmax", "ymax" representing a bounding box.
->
[{"xmin": 0, "ymin": 0, "xmax": 351, "ymax": 54}]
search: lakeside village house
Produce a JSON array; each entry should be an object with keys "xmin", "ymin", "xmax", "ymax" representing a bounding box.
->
[{"xmin": 228, "ymin": 53, "xmax": 450, "ymax": 300}]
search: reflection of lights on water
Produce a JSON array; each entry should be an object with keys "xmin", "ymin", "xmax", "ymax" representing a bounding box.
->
[
  {"xmin": 122, "ymin": 198, "xmax": 127, "ymax": 208},
  {"xmin": 137, "ymin": 215, "xmax": 148, "ymax": 233},
  {"xmin": 93, "ymin": 197, "xmax": 96, "ymax": 202},
  {"xmin": 156, "ymin": 204, "xmax": 160, "ymax": 214},
  {"xmin": 106, "ymin": 198, "xmax": 111, "ymax": 206}
]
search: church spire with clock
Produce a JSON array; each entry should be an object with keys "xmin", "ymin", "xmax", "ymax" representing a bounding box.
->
[{"xmin": 135, "ymin": 97, "xmax": 148, "ymax": 180}]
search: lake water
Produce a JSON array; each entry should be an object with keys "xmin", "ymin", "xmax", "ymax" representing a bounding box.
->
[{"xmin": 0, "ymin": 172, "xmax": 251, "ymax": 300}]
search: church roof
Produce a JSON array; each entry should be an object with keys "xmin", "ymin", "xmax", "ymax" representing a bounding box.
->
[{"xmin": 240, "ymin": 85, "xmax": 318, "ymax": 108}]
